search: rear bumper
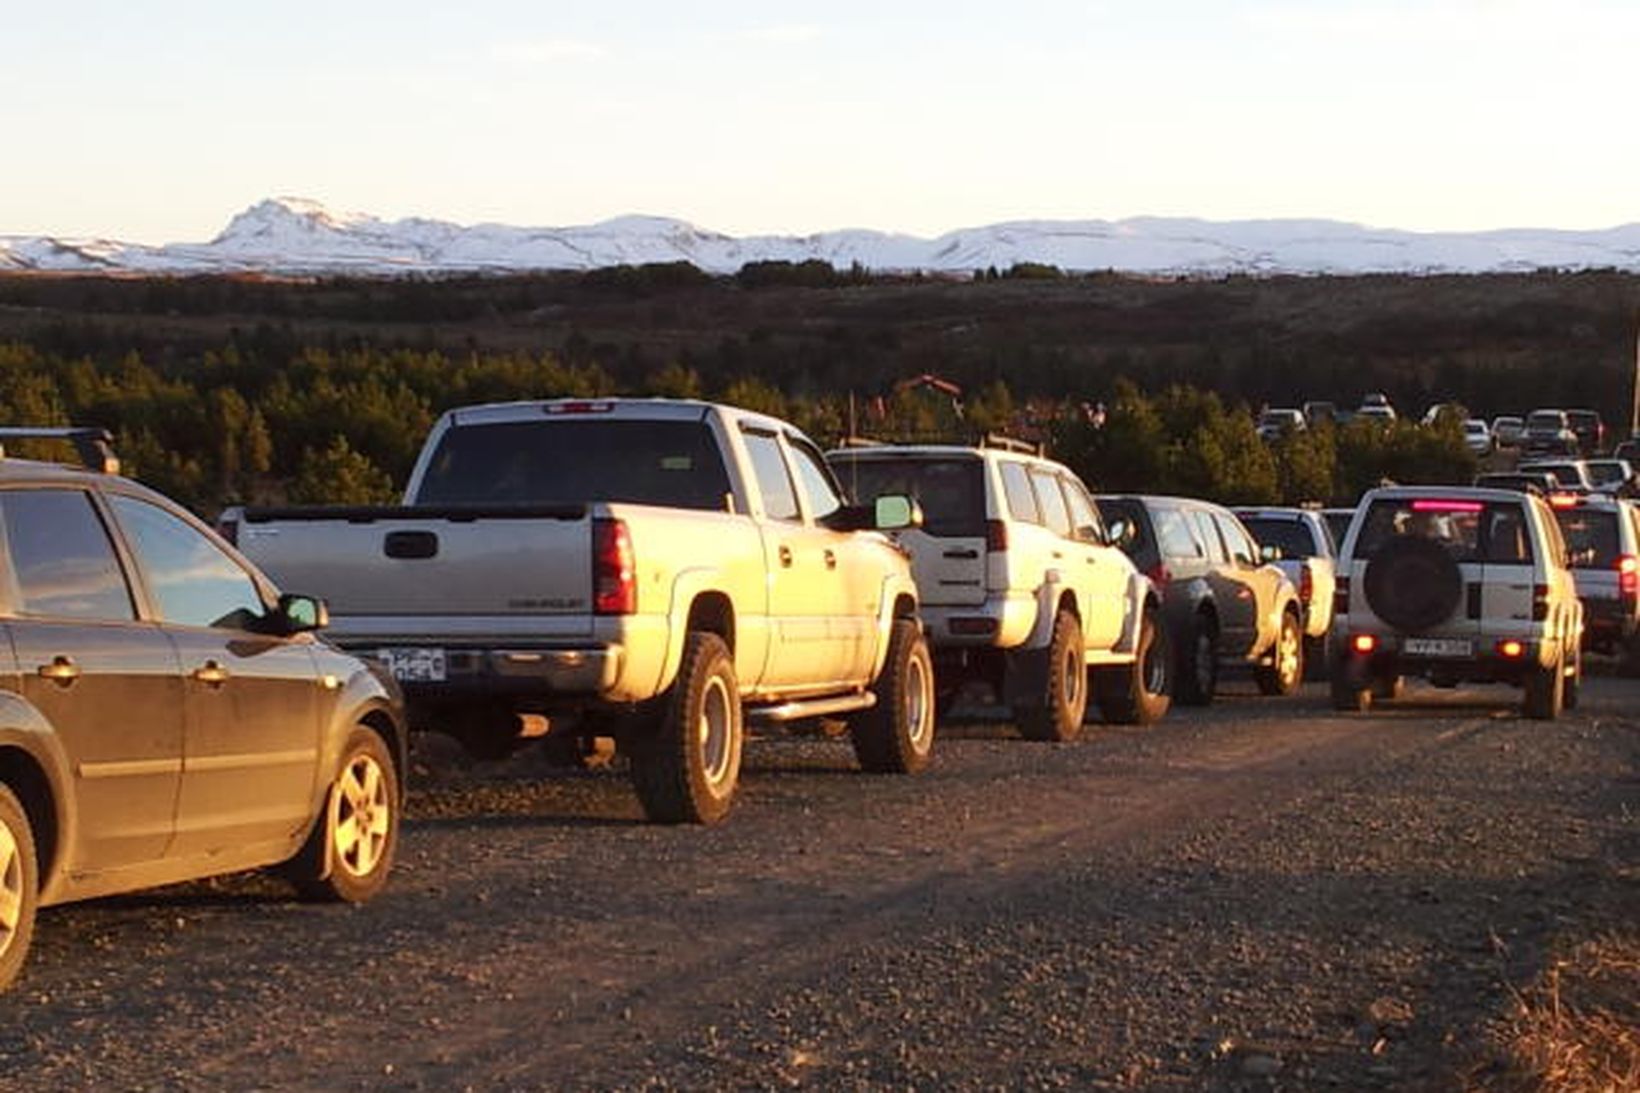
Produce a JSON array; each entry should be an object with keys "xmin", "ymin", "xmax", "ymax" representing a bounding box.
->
[
  {"xmin": 336, "ymin": 641, "xmax": 626, "ymax": 708},
  {"xmin": 921, "ymin": 593, "xmax": 1038, "ymax": 649},
  {"xmin": 1332, "ymin": 635, "xmax": 1549, "ymax": 685}
]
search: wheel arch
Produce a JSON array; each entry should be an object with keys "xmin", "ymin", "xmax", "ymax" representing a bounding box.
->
[{"xmin": 0, "ymin": 745, "xmax": 61, "ymax": 897}]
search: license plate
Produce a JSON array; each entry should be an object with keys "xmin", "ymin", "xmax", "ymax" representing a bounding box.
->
[
  {"xmin": 377, "ymin": 647, "xmax": 447, "ymax": 682},
  {"xmin": 1404, "ymin": 637, "xmax": 1473, "ymax": 658}
]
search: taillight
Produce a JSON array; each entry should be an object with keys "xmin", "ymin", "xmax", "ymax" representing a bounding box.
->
[
  {"xmin": 1146, "ymin": 562, "xmax": 1171, "ymax": 590},
  {"xmin": 1351, "ymin": 634, "xmax": 1377, "ymax": 654},
  {"xmin": 1619, "ymin": 554, "xmax": 1639, "ymax": 600},
  {"xmin": 1298, "ymin": 561, "xmax": 1314, "ymax": 605},
  {"xmin": 1496, "ymin": 639, "xmax": 1526, "ymax": 659},
  {"xmin": 593, "ymin": 518, "xmax": 636, "ymax": 615},
  {"xmin": 1334, "ymin": 575, "xmax": 1350, "ymax": 614},
  {"xmin": 986, "ymin": 519, "xmax": 1008, "ymax": 553},
  {"xmin": 1532, "ymin": 583, "xmax": 1550, "ymax": 621}
]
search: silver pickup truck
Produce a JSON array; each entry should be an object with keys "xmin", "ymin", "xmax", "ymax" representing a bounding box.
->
[{"xmin": 223, "ymin": 398, "xmax": 934, "ymax": 824}]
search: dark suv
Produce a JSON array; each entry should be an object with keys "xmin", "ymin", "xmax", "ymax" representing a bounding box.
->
[
  {"xmin": 0, "ymin": 428, "xmax": 406, "ymax": 991},
  {"xmin": 1097, "ymin": 495, "xmax": 1304, "ymax": 705}
]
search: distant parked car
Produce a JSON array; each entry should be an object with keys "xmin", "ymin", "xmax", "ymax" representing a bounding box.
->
[
  {"xmin": 1474, "ymin": 470, "xmax": 1557, "ymax": 496},
  {"xmin": 1582, "ymin": 458, "xmax": 1635, "ymax": 495},
  {"xmin": 1491, "ymin": 416, "xmax": 1526, "ymax": 448},
  {"xmin": 1613, "ymin": 438, "xmax": 1640, "ymax": 464},
  {"xmin": 1233, "ymin": 506, "xmax": 1338, "ymax": 677},
  {"xmin": 1565, "ymin": 409, "xmax": 1605, "ymax": 455},
  {"xmin": 1549, "ymin": 494, "xmax": 1640, "ymax": 664},
  {"xmin": 1355, "ymin": 405, "xmax": 1397, "ymax": 427},
  {"xmin": 1098, "ymin": 495, "xmax": 1305, "ymax": 705},
  {"xmin": 1302, "ymin": 401, "xmax": 1339, "ymax": 428},
  {"xmin": 1361, "ymin": 392, "xmax": 1394, "ymax": 411},
  {"xmin": 1520, "ymin": 459, "xmax": 1595, "ymax": 493},
  {"xmin": 1462, "ymin": 419, "xmax": 1492, "ymax": 455},
  {"xmin": 1421, "ymin": 402, "xmax": 1469, "ymax": 428},
  {"xmin": 1522, "ymin": 409, "xmax": 1579, "ymax": 459},
  {"xmin": 1256, "ymin": 408, "xmax": 1305, "ymax": 442}
]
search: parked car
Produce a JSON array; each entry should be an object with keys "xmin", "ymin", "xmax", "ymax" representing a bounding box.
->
[
  {"xmin": 1255, "ymin": 408, "xmax": 1305, "ymax": 442},
  {"xmin": 1548, "ymin": 494, "xmax": 1640, "ymax": 663},
  {"xmin": 827, "ymin": 438, "xmax": 1170, "ymax": 740},
  {"xmin": 1474, "ymin": 470, "xmax": 1557, "ymax": 496},
  {"xmin": 1582, "ymin": 458, "xmax": 1635, "ymax": 495},
  {"xmin": 1354, "ymin": 405, "xmax": 1397, "ymax": 427},
  {"xmin": 1097, "ymin": 496, "xmax": 1305, "ymax": 705},
  {"xmin": 1462, "ymin": 418, "xmax": 1492, "ymax": 455},
  {"xmin": 0, "ymin": 427, "xmax": 406, "ymax": 993},
  {"xmin": 1522, "ymin": 409, "xmax": 1579, "ymax": 459},
  {"xmin": 1613, "ymin": 438, "xmax": 1640, "ymax": 464},
  {"xmin": 1421, "ymin": 402, "xmax": 1469, "ymax": 428},
  {"xmin": 1361, "ymin": 392, "xmax": 1394, "ymax": 412},
  {"xmin": 1302, "ymin": 401, "xmax": 1338, "ymax": 429},
  {"xmin": 1565, "ymin": 409, "xmax": 1606, "ymax": 455},
  {"xmin": 228, "ymin": 399, "xmax": 933, "ymax": 825},
  {"xmin": 1330, "ymin": 485, "xmax": 1583, "ymax": 717},
  {"xmin": 1491, "ymin": 416, "xmax": 1526, "ymax": 448},
  {"xmin": 1233, "ymin": 506, "xmax": 1338, "ymax": 677}
]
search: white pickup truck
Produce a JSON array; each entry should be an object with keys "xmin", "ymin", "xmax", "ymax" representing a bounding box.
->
[{"xmin": 223, "ymin": 398, "xmax": 935, "ymax": 824}]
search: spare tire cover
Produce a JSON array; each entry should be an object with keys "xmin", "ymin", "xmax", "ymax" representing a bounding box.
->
[{"xmin": 1363, "ymin": 536, "xmax": 1464, "ymax": 632}]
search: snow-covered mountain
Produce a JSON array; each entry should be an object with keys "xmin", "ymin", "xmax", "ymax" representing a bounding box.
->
[{"xmin": 4, "ymin": 197, "xmax": 1640, "ymax": 277}]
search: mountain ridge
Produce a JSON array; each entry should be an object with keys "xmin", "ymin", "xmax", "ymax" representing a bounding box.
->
[{"xmin": 3, "ymin": 196, "xmax": 1639, "ymax": 277}]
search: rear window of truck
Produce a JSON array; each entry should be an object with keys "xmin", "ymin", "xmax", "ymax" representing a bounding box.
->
[
  {"xmin": 415, "ymin": 420, "xmax": 733, "ymax": 510},
  {"xmin": 1240, "ymin": 516, "xmax": 1320, "ymax": 559},
  {"xmin": 832, "ymin": 457, "xmax": 985, "ymax": 537},
  {"xmin": 1553, "ymin": 508, "xmax": 1620, "ymax": 568}
]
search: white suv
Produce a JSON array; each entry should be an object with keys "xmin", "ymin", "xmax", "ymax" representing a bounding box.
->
[
  {"xmin": 1330, "ymin": 486, "xmax": 1583, "ymax": 718},
  {"xmin": 828, "ymin": 439, "xmax": 1169, "ymax": 740}
]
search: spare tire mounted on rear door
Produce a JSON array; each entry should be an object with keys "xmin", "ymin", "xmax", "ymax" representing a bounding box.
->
[{"xmin": 1363, "ymin": 536, "xmax": 1464, "ymax": 631}]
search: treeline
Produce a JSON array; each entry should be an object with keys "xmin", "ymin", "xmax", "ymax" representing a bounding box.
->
[{"xmin": 0, "ymin": 337, "xmax": 1472, "ymax": 516}]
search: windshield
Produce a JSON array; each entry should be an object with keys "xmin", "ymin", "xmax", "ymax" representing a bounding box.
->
[
  {"xmin": 832, "ymin": 456, "xmax": 985, "ymax": 537},
  {"xmin": 1553, "ymin": 508, "xmax": 1619, "ymax": 568},
  {"xmin": 415, "ymin": 419, "xmax": 733, "ymax": 510},
  {"xmin": 1240, "ymin": 516, "xmax": 1320, "ymax": 559}
]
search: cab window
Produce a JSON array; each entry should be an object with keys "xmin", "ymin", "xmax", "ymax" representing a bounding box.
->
[
  {"xmin": 787, "ymin": 438, "xmax": 844, "ymax": 521},
  {"xmin": 741, "ymin": 430, "xmax": 800, "ymax": 522},
  {"xmin": 1213, "ymin": 513, "xmax": 1260, "ymax": 565},
  {"xmin": 998, "ymin": 462, "xmax": 1039, "ymax": 523},
  {"xmin": 109, "ymin": 495, "xmax": 266, "ymax": 629},
  {"xmin": 1060, "ymin": 477, "xmax": 1105, "ymax": 543},
  {"xmin": 1028, "ymin": 469, "xmax": 1072, "ymax": 537},
  {"xmin": 1190, "ymin": 510, "xmax": 1228, "ymax": 563},
  {"xmin": 0, "ymin": 489, "xmax": 135, "ymax": 620}
]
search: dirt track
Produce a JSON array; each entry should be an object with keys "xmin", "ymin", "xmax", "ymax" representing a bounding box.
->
[{"xmin": 2, "ymin": 676, "xmax": 1636, "ymax": 1091}]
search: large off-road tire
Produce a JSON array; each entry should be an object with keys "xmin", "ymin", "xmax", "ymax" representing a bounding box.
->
[
  {"xmin": 0, "ymin": 785, "xmax": 39, "ymax": 994},
  {"xmin": 849, "ymin": 619, "xmax": 936, "ymax": 774},
  {"xmin": 1363, "ymin": 537, "xmax": 1463, "ymax": 631},
  {"xmin": 287, "ymin": 726, "xmax": 401, "ymax": 904},
  {"xmin": 1175, "ymin": 611, "xmax": 1219, "ymax": 707},
  {"xmin": 1096, "ymin": 604, "xmax": 1172, "ymax": 726},
  {"xmin": 1255, "ymin": 609, "xmax": 1306, "ymax": 696},
  {"xmin": 630, "ymin": 632, "xmax": 743, "ymax": 824},
  {"xmin": 1015, "ymin": 611, "xmax": 1087, "ymax": 742},
  {"xmin": 1330, "ymin": 673, "xmax": 1372, "ymax": 712},
  {"xmin": 1522, "ymin": 649, "xmax": 1565, "ymax": 721},
  {"xmin": 1303, "ymin": 631, "xmax": 1331, "ymax": 682}
]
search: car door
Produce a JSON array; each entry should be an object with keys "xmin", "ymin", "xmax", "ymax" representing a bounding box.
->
[
  {"xmin": 1214, "ymin": 510, "xmax": 1284, "ymax": 657},
  {"xmin": 788, "ymin": 436, "xmax": 882, "ymax": 687},
  {"xmin": 1060, "ymin": 475, "xmax": 1127, "ymax": 651},
  {"xmin": 104, "ymin": 492, "xmax": 322, "ymax": 857},
  {"xmin": 740, "ymin": 428, "xmax": 846, "ymax": 690},
  {"xmin": 1190, "ymin": 507, "xmax": 1255, "ymax": 654},
  {"xmin": 0, "ymin": 487, "xmax": 184, "ymax": 869}
]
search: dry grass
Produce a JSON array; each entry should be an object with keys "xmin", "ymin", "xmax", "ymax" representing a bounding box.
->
[{"xmin": 1485, "ymin": 934, "xmax": 1640, "ymax": 1092}]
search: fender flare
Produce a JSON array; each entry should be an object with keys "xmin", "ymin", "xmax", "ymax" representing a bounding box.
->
[
  {"xmin": 865, "ymin": 571, "xmax": 920, "ymax": 681},
  {"xmin": 1024, "ymin": 570, "xmax": 1076, "ymax": 650},
  {"xmin": 0, "ymin": 693, "xmax": 79, "ymax": 904},
  {"xmin": 657, "ymin": 566, "xmax": 735, "ymax": 698},
  {"xmin": 1112, "ymin": 573, "xmax": 1160, "ymax": 656}
]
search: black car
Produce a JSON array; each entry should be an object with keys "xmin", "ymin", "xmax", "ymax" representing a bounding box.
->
[
  {"xmin": 1097, "ymin": 495, "xmax": 1304, "ymax": 705},
  {"xmin": 1564, "ymin": 409, "xmax": 1605, "ymax": 455}
]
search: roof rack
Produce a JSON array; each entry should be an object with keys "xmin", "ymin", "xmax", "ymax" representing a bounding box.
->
[
  {"xmin": 0, "ymin": 427, "xmax": 121, "ymax": 475},
  {"xmin": 980, "ymin": 433, "xmax": 1046, "ymax": 457}
]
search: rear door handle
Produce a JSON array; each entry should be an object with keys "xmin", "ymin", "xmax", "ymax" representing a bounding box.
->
[
  {"xmin": 944, "ymin": 549, "xmax": 979, "ymax": 560},
  {"xmin": 778, "ymin": 545, "xmax": 793, "ymax": 568},
  {"xmin": 36, "ymin": 656, "xmax": 80, "ymax": 685},
  {"xmin": 193, "ymin": 660, "xmax": 231, "ymax": 687}
]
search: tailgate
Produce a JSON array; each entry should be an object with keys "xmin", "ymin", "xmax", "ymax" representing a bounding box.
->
[
  {"xmin": 896, "ymin": 529, "xmax": 989, "ymax": 607},
  {"xmin": 237, "ymin": 505, "xmax": 594, "ymax": 623}
]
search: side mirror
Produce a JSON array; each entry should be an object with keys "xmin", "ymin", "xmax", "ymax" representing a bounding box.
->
[
  {"xmin": 1260, "ymin": 543, "xmax": 1285, "ymax": 563},
  {"xmin": 874, "ymin": 494, "xmax": 922, "ymax": 530},
  {"xmin": 277, "ymin": 593, "xmax": 329, "ymax": 634},
  {"xmin": 1106, "ymin": 518, "xmax": 1132, "ymax": 548}
]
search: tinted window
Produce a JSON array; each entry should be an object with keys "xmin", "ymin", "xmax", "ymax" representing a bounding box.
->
[
  {"xmin": 109, "ymin": 496, "xmax": 265, "ymax": 629},
  {"xmin": 1028, "ymin": 469, "xmax": 1072, "ymax": 537},
  {"xmin": 834, "ymin": 456, "xmax": 985, "ymax": 536},
  {"xmin": 0, "ymin": 490, "xmax": 134, "ymax": 620},
  {"xmin": 788, "ymin": 439, "xmax": 843, "ymax": 521},
  {"xmin": 416, "ymin": 420, "xmax": 733, "ymax": 511},
  {"xmin": 1239, "ymin": 516, "xmax": 1319, "ymax": 560},
  {"xmin": 999, "ymin": 462, "xmax": 1038, "ymax": 523},
  {"xmin": 1554, "ymin": 508, "xmax": 1620, "ymax": 568},
  {"xmin": 742, "ymin": 431, "xmax": 799, "ymax": 522}
]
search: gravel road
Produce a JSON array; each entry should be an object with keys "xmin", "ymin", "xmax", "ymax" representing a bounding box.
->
[{"xmin": 1, "ymin": 675, "xmax": 1635, "ymax": 1091}]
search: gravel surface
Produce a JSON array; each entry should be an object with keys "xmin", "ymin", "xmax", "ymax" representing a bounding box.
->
[{"xmin": 1, "ymin": 675, "xmax": 1635, "ymax": 1091}]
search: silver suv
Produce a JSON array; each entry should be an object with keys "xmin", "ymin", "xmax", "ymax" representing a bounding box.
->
[
  {"xmin": 1331, "ymin": 486, "xmax": 1583, "ymax": 718},
  {"xmin": 828, "ymin": 439, "xmax": 1170, "ymax": 741}
]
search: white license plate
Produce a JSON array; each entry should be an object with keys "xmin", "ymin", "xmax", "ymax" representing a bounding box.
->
[
  {"xmin": 377, "ymin": 647, "xmax": 447, "ymax": 682},
  {"xmin": 1403, "ymin": 637, "xmax": 1473, "ymax": 658}
]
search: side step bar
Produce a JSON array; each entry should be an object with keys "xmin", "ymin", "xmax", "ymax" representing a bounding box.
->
[{"xmin": 747, "ymin": 692, "xmax": 876, "ymax": 725}]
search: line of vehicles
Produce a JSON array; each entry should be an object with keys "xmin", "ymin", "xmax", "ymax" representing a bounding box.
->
[
  {"xmin": 0, "ymin": 395, "xmax": 1621, "ymax": 990},
  {"xmin": 1256, "ymin": 397, "xmax": 1621, "ymax": 463}
]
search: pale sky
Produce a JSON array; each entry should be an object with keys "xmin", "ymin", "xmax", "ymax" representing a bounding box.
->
[{"xmin": 4, "ymin": 0, "xmax": 1636, "ymax": 244}]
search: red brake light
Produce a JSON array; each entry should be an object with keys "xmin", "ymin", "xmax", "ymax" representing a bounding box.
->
[
  {"xmin": 1549, "ymin": 493, "xmax": 1579, "ymax": 509},
  {"xmin": 1532, "ymin": 583, "xmax": 1550, "ymax": 621},
  {"xmin": 986, "ymin": 519, "xmax": 1008, "ymax": 553},
  {"xmin": 546, "ymin": 400, "xmax": 616, "ymax": 414},
  {"xmin": 1146, "ymin": 562, "xmax": 1171, "ymax": 590},
  {"xmin": 1351, "ymin": 634, "xmax": 1377, "ymax": 654},
  {"xmin": 1619, "ymin": 554, "xmax": 1638, "ymax": 600},
  {"xmin": 1496, "ymin": 639, "xmax": 1525, "ymax": 659},
  {"xmin": 1411, "ymin": 500, "xmax": 1484, "ymax": 513},
  {"xmin": 1298, "ymin": 561, "xmax": 1314, "ymax": 604},
  {"xmin": 593, "ymin": 518, "xmax": 636, "ymax": 615}
]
